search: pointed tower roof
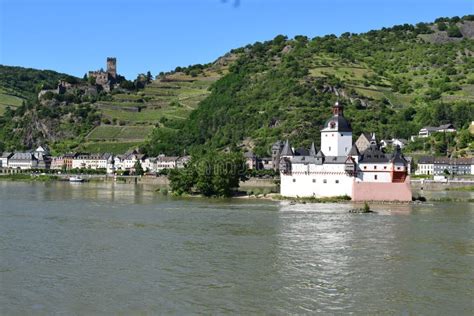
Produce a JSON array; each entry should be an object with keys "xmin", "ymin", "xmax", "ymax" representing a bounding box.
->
[
  {"xmin": 322, "ymin": 101, "xmax": 352, "ymax": 133},
  {"xmin": 348, "ymin": 144, "xmax": 360, "ymax": 156},
  {"xmin": 315, "ymin": 150, "xmax": 325, "ymax": 158},
  {"xmin": 390, "ymin": 145, "xmax": 408, "ymax": 164},
  {"xmin": 280, "ymin": 140, "xmax": 294, "ymax": 157},
  {"xmin": 309, "ymin": 142, "xmax": 317, "ymax": 156},
  {"xmin": 370, "ymin": 133, "xmax": 377, "ymax": 145}
]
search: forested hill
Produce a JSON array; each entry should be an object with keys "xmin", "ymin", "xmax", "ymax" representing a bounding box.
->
[
  {"xmin": 144, "ymin": 15, "xmax": 474, "ymax": 156},
  {"xmin": 0, "ymin": 16, "xmax": 473, "ymax": 156}
]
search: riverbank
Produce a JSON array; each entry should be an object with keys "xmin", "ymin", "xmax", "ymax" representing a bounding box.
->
[{"xmin": 1, "ymin": 173, "xmax": 473, "ymax": 203}]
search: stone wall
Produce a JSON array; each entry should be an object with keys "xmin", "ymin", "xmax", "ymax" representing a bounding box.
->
[{"xmin": 352, "ymin": 176, "xmax": 412, "ymax": 202}]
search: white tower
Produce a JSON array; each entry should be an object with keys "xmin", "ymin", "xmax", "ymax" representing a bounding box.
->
[{"xmin": 320, "ymin": 101, "xmax": 353, "ymax": 156}]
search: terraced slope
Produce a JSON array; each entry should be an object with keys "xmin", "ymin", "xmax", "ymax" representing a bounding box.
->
[
  {"xmin": 81, "ymin": 56, "xmax": 236, "ymax": 153},
  {"xmin": 0, "ymin": 88, "xmax": 23, "ymax": 115}
]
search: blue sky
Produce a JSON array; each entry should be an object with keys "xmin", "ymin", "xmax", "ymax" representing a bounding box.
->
[{"xmin": 1, "ymin": 0, "xmax": 472, "ymax": 78}]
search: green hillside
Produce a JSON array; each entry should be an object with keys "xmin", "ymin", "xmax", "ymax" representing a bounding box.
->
[
  {"xmin": 77, "ymin": 57, "xmax": 235, "ymax": 153},
  {"xmin": 143, "ymin": 16, "xmax": 474, "ymax": 156},
  {"xmin": 0, "ymin": 16, "xmax": 473, "ymax": 156}
]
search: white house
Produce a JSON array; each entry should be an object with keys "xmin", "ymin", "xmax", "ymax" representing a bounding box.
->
[
  {"xmin": 8, "ymin": 153, "xmax": 38, "ymax": 170},
  {"xmin": 142, "ymin": 157, "xmax": 157, "ymax": 173},
  {"xmin": 418, "ymin": 124, "xmax": 456, "ymax": 138},
  {"xmin": 177, "ymin": 156, "xmax": 191, "ymax": 169},
  {"xmin": 142, "ymin": 155, "xmax": 190, "ymax": 173},
  {"xmin": 0, "ymin": 152, "xmax": 13, "ymax": 168},
  {"xmin": 415, "ymin": 156, "xmax": 434, "ymax": 175},
  {"xmin": 279, "ymin": 102, "xmax": 411, "ymax": 202},
  {"xmin": 72, "ymin": 153, "xmax": 114, "ymax": 173},
  {"xmin": 380, "ymin": 138, "xmax": 408, "ymax": 149},
  {"xmin": 114, "ymin": 151, "xmax": 146, "ymax": 172},
  {"xmin": 156, "ymin": 155, "xmax": 179, "ymax": 171}
]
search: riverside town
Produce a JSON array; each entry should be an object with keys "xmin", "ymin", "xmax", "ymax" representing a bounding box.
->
[
  {"xmin": 1, "ymin": 101, "xmax": 473, "ymax": 201},
  {"xmin": 1, "ymin": 2, "xmax": 474, "ymax": 314}
]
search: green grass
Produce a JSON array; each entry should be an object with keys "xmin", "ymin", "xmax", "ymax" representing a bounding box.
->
[
  {"xmin": 79, "ymin": 141, "xmax": 141, "ymax": 154},
  {"xmin": 117, "ymin": 126, "xmax": 153, "ymax": 139},
  {"xmin": 0, "ymin": 93, "xmax": 23, "ymax": 115},
  {"xmin": 102, "ymin": 109, "xmax": 168, "ymax": 122},
  {"xmin": 87, "ymin": 126, "xmax": 122, "ymax": 139},
  {"xmin": 98, "ymin": 72, "xmax": 217, "ymax": 127},
  {"xmin": 86, "ymin": 125, "xmax": 154, "ymax": 141},
  {"xmin": 445, "ymin": 186, "xmax": 474, "ymax": 192}
]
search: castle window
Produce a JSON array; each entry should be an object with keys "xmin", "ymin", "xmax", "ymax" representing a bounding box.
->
[
  {"xmin": 312, "ymin": 179, "xmax": 316, "ymax": 183},
  {"xmin": 329, "ymin": 147, "xmax": 331, "ymax": 151},
  {"xmin": 364, "ymin": 166, "xmax": 367, "ymax": 170},
  {"xmin": 374, "ymin": 175, "xmax": 378, "ymax": 180},
  {"xmin": 384, "ymin": 166, "xmax": 387, "ymax": 170},
  {"xmin": 335, "ymin": 180, "xmax": 339, "ymax": 184},
  {"xmin": 374, "ymin": 166, "xmax": 377, "ymax": 170},
  {"xmin": 293, "ymin": 179, "xmax": 296, "ymax": 182},
  {"xmin": 323, "ymin": 179, "xmax": 327, "ymax": 184}
]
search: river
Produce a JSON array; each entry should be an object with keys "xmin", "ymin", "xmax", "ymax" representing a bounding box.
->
[{"xmin": 0, "ymin": 181, "xmax": 473, "ymax": 314}]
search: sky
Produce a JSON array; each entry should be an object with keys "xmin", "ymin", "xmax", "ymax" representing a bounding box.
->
[{"xmin": 0, "ymin": 0, "xmax": 472, "ymax": 78}]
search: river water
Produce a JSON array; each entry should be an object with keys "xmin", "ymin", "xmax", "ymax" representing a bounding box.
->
[{"xmin": 0, "ymin": 181, "xmax": 473, "ymax": 314}]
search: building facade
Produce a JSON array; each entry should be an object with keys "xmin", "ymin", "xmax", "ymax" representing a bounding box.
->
[
  {"xmin": 8, "ymin": 153, "xmax": 38, "ymax": 170},
  {"xmin": 72, "ymin": 153, "xmax": 114, "ymax": 173},
  {"xmin": 418, "ymin": 124, "xmax": 456, "ymax": 138},
  {"xmin": 416, "ymin": 156, "xmax": 473, "ymax": 176},
  {"xmin": 0, "ymin": 152, "xmax": 13, "ymax": 168}
]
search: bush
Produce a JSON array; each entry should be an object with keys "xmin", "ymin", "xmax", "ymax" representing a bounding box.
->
[
  {"xmin": 437, "ymin": 22, "xmax": 447, "ymax": 31},
  {"xmin": 447, "ymin": 25, "xmax": 462, "ymax": 38},
  {"xmin": 169, "ymin": 152, "xmax": 247, "ymax": 197}
]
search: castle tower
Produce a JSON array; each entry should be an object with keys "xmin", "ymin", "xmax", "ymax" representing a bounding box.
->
[
  {"xmin": 107, "ymin": 57, "xmax": 117, "ymax": 79},
  {"xmin": 320, "ymin": 101, "xmax": 353, "ymax": 156}
]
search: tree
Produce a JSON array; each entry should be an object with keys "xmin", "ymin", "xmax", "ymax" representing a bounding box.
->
[
  {"xmin": 88, "ymin": 76, "xmax": 96, "ymax": 85},
  {"xmin": 457, "ymin": 129, "xmax": 473, "ymax": 149},
  {"xmin": 146, "ymin": 71, "xmax": 153, "ymax": 83},
  {"xmin": 168, "ymin": 152, "xmax": 247, "ymax": 197},
  {"xmin": 120, "ymin": 80, "xmax": 135, "ymax": 90},
  {"xmin": 134, "ymin": 160, "xmax": 144, "ymax": 176},
  {"xmin": 437, "ymin": 22, "xmax": 447, "ymax": 31},
  {"xmin": 447, "ymin": 25, "xmax": 462, "ymax": 38}
]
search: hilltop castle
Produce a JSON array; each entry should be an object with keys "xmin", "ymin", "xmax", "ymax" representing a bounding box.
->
[
  {"xmin": 279, "ymin": 101, "xmax": 412, "ymax": 202},
  {"xmin": 88, "ymin": 57, "xmax": 117, "ymax": 91}
]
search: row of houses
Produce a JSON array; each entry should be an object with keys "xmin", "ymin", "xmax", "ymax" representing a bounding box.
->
[
  {"xmin": 416, "ymin": 156, "xmax": 474, "ymax": 176},
  {"xmin": 0, "ymin": 146, "xmax": 190, "ymax": 174},
  {"xmin": 0, "ymin": 146, "xmax": 51, "ymax": 170}
]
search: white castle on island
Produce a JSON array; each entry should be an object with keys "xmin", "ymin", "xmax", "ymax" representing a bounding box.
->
[{"xmin": 279, "ymin": 101, "xmax": 412, "ymax": 202}]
